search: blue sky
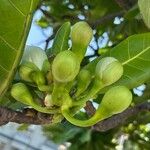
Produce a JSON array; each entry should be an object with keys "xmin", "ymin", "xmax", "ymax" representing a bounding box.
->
[{"xmin": 26, "ymin": 10, "xmax": 53, "ymax": 49}]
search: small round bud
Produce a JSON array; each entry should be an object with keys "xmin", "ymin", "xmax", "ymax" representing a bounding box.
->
[
  {"xmin": 44, "ymin": 94, "xmax": 52, "ymax": 107},
  {"xmin": 71, "ymin": 21, "xmax": 93, "ymax": 48},
  {"xmin": 75, "ymin": 69, "xmax": 92, "ymax": 96},
  {"xmin": 52, "ymin": 50, "xmax": 80, "ymax": 82},
  {"xmin": 11, "ymin": 83, "xmax": 33, "ymax": 105},
  {"xmin": 100, "ymin": 86, "xmax": 132, "ymax": 115},
  {"xmin": 78, "ymin": 69, "xmax": 91, "ymax": 81},
  {"xmin": 95, "ymin": 57, "xmax": 123, "ymax": 86},
  {"xmin": 30, "ymin": 71, "xmax": 46, "ymax": 85},
  {"xmin": 19, "ymin": 62, "xmax": 39, "ymax": 82},
  {"xmin": 71, "ymin": 21, "xmax": 93, "ymax": 62}
]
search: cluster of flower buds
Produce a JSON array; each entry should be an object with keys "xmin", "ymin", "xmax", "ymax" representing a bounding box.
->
[{"xmin": 10, "ymin": 21, "xmax": 132, "ymax": 127}]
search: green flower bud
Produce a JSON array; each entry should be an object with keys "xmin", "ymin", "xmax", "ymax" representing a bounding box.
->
[
  {"xmin": 99, "ymin": 86, "xmax": 132, "ymax": 116},
  {"xmin": 71, "ymin": 21, "xmax": 93, "ymax": 62},
  {"xmin": 30, "ymin": 71, "xmax": 46, "ymax": 85},
  {"xmin": 42, "ymin": 59, "xmax": 51, "ymax": 74},
  {"xmin": 46, "ymin": 70, "xmax": 53, "ymax": 84},
  {"xmin": 22, "ymin": 46, "xmax": 49, "ymax": 70},
  {"xmin": 52, "ymin": 50, "xmax": 80, "ymax": 82},
  {"xmin": 95, "ymin": 57, "xmax": 123, "ymax": 86},
  {"xmin": 61, "ymin": 86, "xmax": 132, "ymax": 127},
  {"xmin": 19, "ymin": 62, "xmax": 39, "ymax": 82},
  {"xmin": 11, "ymin": 83, "xmax": 33, "ymax": 105},
  {"xmin": 11, "ymin": 83, "xmax": 60, "ymax": 114},
  {"xmin": 75, "ymin": 69, "xmax": 92, "ymax": 97}
]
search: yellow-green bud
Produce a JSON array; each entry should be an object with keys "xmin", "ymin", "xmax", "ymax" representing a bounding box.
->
[
  {"xmin": 11, "ymin": 83, "xmax": 59, "ymax": 114},
  {"xmin": 30, "ymin": 71, "xmax": 46, "ymax": 85},
  {"xmin": 75, "ymin": 69, "xmax": 92, "ymax": 97},
  {"xmin": 71, "ymin": 21, "xmax": 93, "ymax": 62},
  {"xmin": 11, "ymin": 83, "xmax": 33, "ymax": 105},
  {"xmin": 99, "ymin": 86, "xmax": 132, "ymax": 116},
  {"xmin": 19, "ymin": 62, "xmax": 39, "ymax": 82},
  {"xmin": 61, "ymin": 86, "xmax": 132, "ymax": 127},
  {"xmin": 95, "ymin": 57, "xmax": 123, "ymax": 86},
  {"xmin": 52, "ymin": 50, "xmax": 80, "ymax": 82}
]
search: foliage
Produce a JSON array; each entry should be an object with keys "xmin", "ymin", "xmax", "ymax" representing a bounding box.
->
[
  {"xmin": 0, "ymin": 0, "xmax": 150, "ymax": 149},
  {"xmin": 0, "ymin": 0, "xmax": 39, "ymax": 96}
]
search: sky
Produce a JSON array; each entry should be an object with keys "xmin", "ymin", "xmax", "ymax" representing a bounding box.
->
[{"xmin": 26, "ymin": 10, "xmax": 53, "ymax": 49}]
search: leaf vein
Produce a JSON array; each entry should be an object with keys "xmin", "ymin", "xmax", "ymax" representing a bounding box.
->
[
  {"xmin": 124, "ymin": 74, "xmax": 132, "ymax": 80},
  {"xmin": 138, "ymin": 57, "xmax": 150, "ymax": 62},
  {"xmin": 8, "ymin": 0, "xmax": 26, "ymax": 17},
  {"xmin": 0, "ymin": 35, "xmax": 17, "ymax": 52},
  {"xmin": 0, "ymin": 64, "xmax": 9, "ymax": 73},
  {"xmin": 127, "ymin": 39, "xmax": 131, "ymax": 59},
  {"xmin": 126, "ymin": 64, "xmax": 146, "ymax": 73},
  {"xmin": 60, "ymin": 28, "xmax": 68, "ymax": 51},
  {"xmin": 122, "ymin": 46, "xmax": 150, "ymax": 65}
]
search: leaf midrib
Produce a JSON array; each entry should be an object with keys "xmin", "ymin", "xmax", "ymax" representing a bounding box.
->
[
  {"xmin": 122, "ymin": 46, "xmax": 150, "ymax": 65},
  {"xmin": 60, "ymin": 27, "xmax": 68, "ymax": 51}
]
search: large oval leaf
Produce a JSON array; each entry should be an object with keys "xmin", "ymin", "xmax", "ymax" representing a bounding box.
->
[
  {"xmin": 0, "ymin": 0, "xmax": 39, "ymax": 96},
  {"xmin": 85, "ymin": 33, "xmax": 150, "ymax": 90},
  {"xmin": 138, "ymin": 0, "xmax": 150, "ymax": 29}
]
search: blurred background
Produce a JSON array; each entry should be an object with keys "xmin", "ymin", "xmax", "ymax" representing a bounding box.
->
[{"xmin": 1, "ymin": 0, "xmax": 150, "ymax": 150}]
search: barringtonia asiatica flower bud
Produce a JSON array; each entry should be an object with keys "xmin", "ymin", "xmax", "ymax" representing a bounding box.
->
[
  {"xmin": 19, "ymin": 61, "xmax": 39, "ymax": 82},
  {"xmin": 52, "ymin": 50, "xmax": 80, "ymax": 82},
  {"xmin": 71, "ymin": 21, "xmax": 93, "ymax": 62},
  {"xmin": 95, "ymin": 57, "xmax": 123, "ymax": 86},
  {"xmin": 61, "ymin": 86, "xmax": 132, "ymax": 127},
  {"xmin": 11, "ymin": 83, "xmax": 33, "ymax": 105},
  {"xmin": 75, "ymin": 69, "xmax": 92, "ymax": 97},
  {"xmin": 99, "ymin": 86, "xmax": 132, "ymax": 116}
]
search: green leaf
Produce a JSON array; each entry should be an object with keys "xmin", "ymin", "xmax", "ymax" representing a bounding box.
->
[
  {"xmin": 49, "ymin": 22, "xmax": 71, "ymax": 55},
  {"xmin": 138, "ymin": 0, "xmax": 150, "ymax": 28},
  {"xmin": 0, "ymin": 0, "xmax": 39, "ymax": 96},
  {"xmin": 85, "ymin": 33, "xmax": 150, "ymax": 91}
]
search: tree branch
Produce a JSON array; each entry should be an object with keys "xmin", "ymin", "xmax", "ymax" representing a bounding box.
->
[
  {"xmin": 1, "ymin": 101, "xmax": 150, "ymax": 132},
  {"xmin": 0, "ymin": 107, "xmax": 53, "ymax": 126},
  {"xmin": 93, "ymin": 102, "xmax": 150, "ymax": 132},
  {"xmin": 84, "ymin": 101, "xmax": 150, "ymax": 132}
]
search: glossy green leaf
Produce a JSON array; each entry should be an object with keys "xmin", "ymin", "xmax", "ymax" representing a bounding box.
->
[
  {"xmin": 49, "ymin": 22, "xmax": 71, "ymax": 55},
  {"xmin": 138, "ymin": 0, "xmax": 150, "ymax": 28},
  {"xmin": 0, "ymin": 0, "xmax": 39, "ymax": 96},
  {"xmin": 85, "ymin": 33, "xmax": 150, "ymax": 90}
]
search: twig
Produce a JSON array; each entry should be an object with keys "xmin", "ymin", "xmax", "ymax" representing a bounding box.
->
[
  {"xmin": 91, "ymin": 11, "xmax": 124, "ymax": 28},
  {"xmin": 40, "ymin": 8, "xmax": 56, "ymax": 22},
  {"xmin": 85, "ymin": 101, "xmax": 96, "ymax": 117},
  {"xmin": 115, "ymin": 0, "xmax": 132, "ymax": 10},
  {"xmin": 115, "ymin": 0, "xmax": 137, "ymax": 10},
  {"xmin": 44, "ymin": 34, "xmax": 55, "ymax": 51}
]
